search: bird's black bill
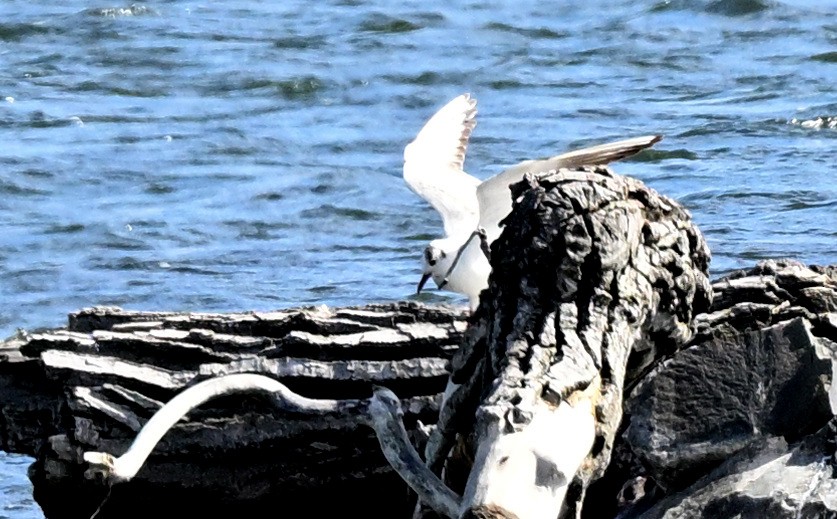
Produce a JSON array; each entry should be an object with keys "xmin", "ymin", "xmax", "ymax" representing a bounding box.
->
[{"xmin": 417, "ymin": 272, "xmax": 432, "ymax": 294}]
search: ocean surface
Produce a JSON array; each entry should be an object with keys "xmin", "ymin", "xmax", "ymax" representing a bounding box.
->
[{"xmin": 1, "ymin": 0, "xmax": 834, "ymax": 516}]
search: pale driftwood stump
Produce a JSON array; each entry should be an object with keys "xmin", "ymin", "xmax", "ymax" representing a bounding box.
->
[
  {"xmin": 422, "ymin": 166, "xmax": 712, "ymax": 519},
  {"xmin": 0, "ymin": 303, "xmax": 467, "ymax": 518}
]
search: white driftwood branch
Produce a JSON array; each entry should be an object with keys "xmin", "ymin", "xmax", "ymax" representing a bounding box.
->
[
  {"xmin": 83, "ymin": 373, "xmax": 461, "ymax": 517},
  {"xmin": 368, "ymin": 387, "xmax": 461, "ymax": 518},
  {"xmin": 83, "ymin": 374, "xmax": 348, "ymax": 482}
]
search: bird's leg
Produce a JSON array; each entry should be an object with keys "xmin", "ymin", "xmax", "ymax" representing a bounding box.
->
[
  {"xmin": 477, "ymin": 227, "xmax": 490, "ymax": 261},
  {"xmin": 438, "ymin": 229, "xmax": 481, "ymax": 290}
]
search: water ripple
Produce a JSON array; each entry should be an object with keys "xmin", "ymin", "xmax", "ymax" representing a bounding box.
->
[
  {"xmin": 273, "ymin": 34, "xmax": 328, "ymax": 50},
  {"xmin": 0, "ymin": 179, "xmax": 49, "ymax": 196},
  {"xmin": 482, "ymin": 22, "xmax": 568, "ymax": 39},
  {"xmin": 358, "ymin": 13, "xmax": 423, "ymax": 34},
  {"xmin": 299, "ymin": 205, "xmax": 380, "ymax": 221},
  {"xmin": 199, "ymin": 75, "xmax": 328, "ymax": 100},
  {"xmin": 634, "ymin": 148, "xmax": 699, "ymax": 162},
  {"xmin": 706, "ymin": 0, "xmax": 771, "ymax": 16},
  {"xmin": 652, "ymin": 0, "xmax": 771, "ymax": 16},
  {"xmin": 810, "ymin": 51, "xmax": 837, "ymax": 63},
  {"xmin": 789, "ymin": 116, "xmax": 837, "ymax": 130},
  {"xmin": 85, "ymin": 5, "xmax": 156, "ymax": 18},
  {"xmin": 0, "ymin": 22, "xmax": 52, "ymax": 41}
]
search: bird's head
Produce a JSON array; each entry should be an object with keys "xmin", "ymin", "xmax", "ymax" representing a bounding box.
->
[{"xmin": 416, "ymin": 240, "xmax": 455, "ymax": 294}]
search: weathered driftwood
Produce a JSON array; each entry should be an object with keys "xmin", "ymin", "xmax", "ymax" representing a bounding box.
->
[
  {"xmin": 0, "ymin": 303, "xmax": 467, "ymax": 518},
  {"xmin": 417, "ymin": 165, "xmax": 712, "ymax": 519}
]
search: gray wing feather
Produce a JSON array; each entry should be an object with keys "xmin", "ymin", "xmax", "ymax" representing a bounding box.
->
[{"xmin": 476, "ymin": 135, "xmax": 661, "ymax": 240}]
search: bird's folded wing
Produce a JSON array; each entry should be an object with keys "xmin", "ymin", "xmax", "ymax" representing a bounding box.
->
[
  {"xmin": 403, "ymin": 94, "xmax": 481, "ymax": 237},
  {"xmin": 476, "ymin": 135, "xmax": 661, "ymax": 241}
]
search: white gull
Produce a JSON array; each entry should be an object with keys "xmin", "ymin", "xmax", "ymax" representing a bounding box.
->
[{"xmin": 403, "ymin": 94, "xmax": 661, "ymax": 310}]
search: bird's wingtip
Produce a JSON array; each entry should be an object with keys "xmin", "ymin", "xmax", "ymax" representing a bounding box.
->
[{"xmin": 452, "ymin": 92, "xmax": 477, "ymax": 110}]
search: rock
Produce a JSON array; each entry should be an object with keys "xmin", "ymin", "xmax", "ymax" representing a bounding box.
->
[
  {"xmin": 626, "ymin": 315, "xmax": 833, "ymax": 487},
  {"xmin": 636, "ymin": 421, "xmax": 837, "ymax": 518},
  {"xmin": 585, "ymin": 260, "xmax": 837, "ymax": 518}
]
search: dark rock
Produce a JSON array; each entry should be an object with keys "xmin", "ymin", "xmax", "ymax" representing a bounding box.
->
[
  {"xmin": 626, "ymin": 315, "xmax": 833, "ymax": 487},
  {"xmin": 637, "ymin": 421, "xmax": 837, "ymax": 518},
  {"xmin": 585, "ymin": 260, "xmax": 837, "ymax": 518}
]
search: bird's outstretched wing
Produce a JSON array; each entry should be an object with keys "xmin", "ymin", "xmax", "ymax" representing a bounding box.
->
[
  {"xmin": 403, "ymin": 94, "xmax": 481, "ymax": 238},
  {"xmin": 476, "ymin": 135, "xmax": 661, "ymax": 241}
]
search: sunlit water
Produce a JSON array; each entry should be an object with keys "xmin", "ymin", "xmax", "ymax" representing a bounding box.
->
[{"xmin": 1, "ymin": 1, "xmax": 834, "ymax": 515}]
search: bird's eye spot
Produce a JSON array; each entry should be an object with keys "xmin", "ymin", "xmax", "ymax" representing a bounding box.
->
[
  {"xmin": 441, "ymin": 251, "xmax": 447, "ymax": 258},
  {"xmin": 429, "ymin": 259, "xmax": 436, "ymax": 266}
]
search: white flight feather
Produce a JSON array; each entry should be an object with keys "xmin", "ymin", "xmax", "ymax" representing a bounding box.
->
[{"xmin": 403, "ymin": 94, "xmax": 480, "ymax": 239}]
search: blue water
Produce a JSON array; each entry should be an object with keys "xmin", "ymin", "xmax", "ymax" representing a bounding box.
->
[{"xmin": 1, "ymin": 1, "xmax": 834, "ymax": 515}]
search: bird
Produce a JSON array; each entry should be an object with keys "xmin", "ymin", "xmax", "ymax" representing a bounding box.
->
[{"xmin": 403, "ymin": 93, "xmax": 661, "ymax": 311}]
